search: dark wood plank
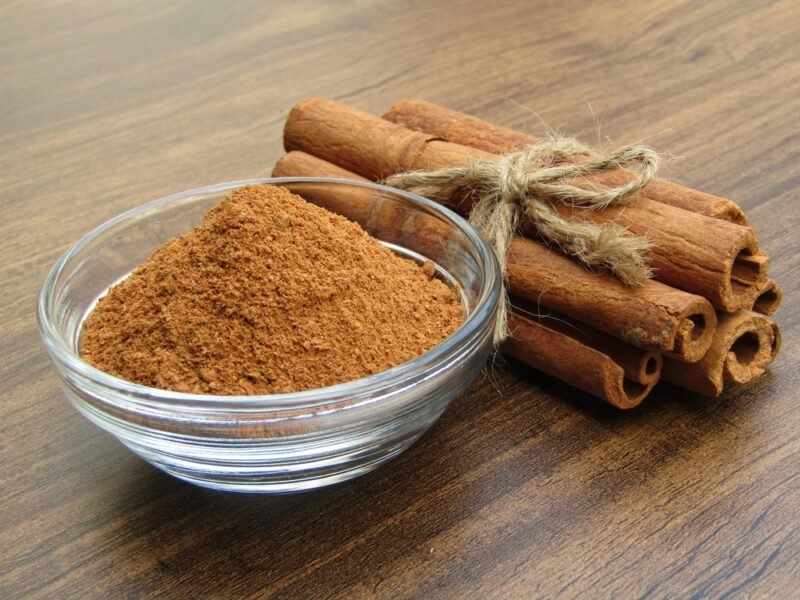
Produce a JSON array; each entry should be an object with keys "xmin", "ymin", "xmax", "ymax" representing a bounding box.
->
[{"xmin": 1, "ymin": 0, "xmax": 798, "ymax": 597}]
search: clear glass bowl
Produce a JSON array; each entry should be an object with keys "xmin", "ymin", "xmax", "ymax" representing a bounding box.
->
[{"xmin": 37, "ymin": 178, "xmax": 500, "ymax": 493}]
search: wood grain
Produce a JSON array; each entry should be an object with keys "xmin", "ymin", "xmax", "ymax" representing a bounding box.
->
[{"xmin": 1, "ymin": 0, "xmax": 798, "ymax": 597}]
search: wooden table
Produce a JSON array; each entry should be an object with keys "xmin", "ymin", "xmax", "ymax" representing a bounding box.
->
[{"xmin": 2, "ymin": 1, "xmax": 798, "ymax": 597}]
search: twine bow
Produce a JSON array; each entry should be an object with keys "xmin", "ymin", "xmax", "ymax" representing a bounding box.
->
[{"xmin": 385, "ymin": 138, "xmax": 661, "ymax": 345}]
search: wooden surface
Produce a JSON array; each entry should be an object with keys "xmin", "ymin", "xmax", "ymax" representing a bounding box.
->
[{"xmin": 1, "ymin": 0, "xmax": 798, "ymax": 597}]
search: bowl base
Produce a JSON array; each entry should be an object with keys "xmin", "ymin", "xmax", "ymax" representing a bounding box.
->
[{"xmin": 148, "ymin": 444, "xmax": 410, "ymax": 494}]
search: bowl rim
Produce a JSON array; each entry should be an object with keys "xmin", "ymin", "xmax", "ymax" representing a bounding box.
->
[{"xmin": 37, "ymin": 177, "xmax": 501, "ymax": 410}]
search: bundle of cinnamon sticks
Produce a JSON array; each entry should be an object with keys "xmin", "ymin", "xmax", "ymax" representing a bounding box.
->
[{"xmin": 270, "ymin": 96, "xmax": 782, "ymax": 408}]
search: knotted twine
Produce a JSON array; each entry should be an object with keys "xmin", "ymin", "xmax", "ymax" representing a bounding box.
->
[{"xmin": 385, "ymin": 138, "xmax": 661, "ymax": 345}]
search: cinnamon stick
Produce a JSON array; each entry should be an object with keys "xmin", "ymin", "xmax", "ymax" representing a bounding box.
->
[
  {"xmin": 504, "ymin": 312, "xmax": 659, "ymax": 409},
  {"xmin": 662, "ymin": 311, "xmax": 778, "ymax": 396},
  {"xmin": 506, "ymin": 235, "xmax": 716, "ymax": 362},
  {"xmin": 510, "ymin": 305, "xmax": 662, "ymax": 387},
  {"xmin": 751, "ymin": 279, "xmax": 782, "ymax": 316},
  {"xmin": 273, "ymin": 151, "xmax": 716, "ymax": 362},
  {"xmin": 284, "ymin": 97, "xmax": 766, "ymax": 312},
  {"xmin": 384, "ymin": 98, "xmax": 748, "ymax": 225}
]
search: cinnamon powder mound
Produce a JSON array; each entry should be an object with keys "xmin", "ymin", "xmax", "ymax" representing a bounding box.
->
[{"xmin": 80, "ymin": 185, "xmax": 463, "ymax": 394}]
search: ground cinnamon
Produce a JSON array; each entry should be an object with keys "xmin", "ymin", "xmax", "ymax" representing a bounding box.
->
[{"xmin": 80, "ymin": 184, "xmax": 463, "ymax": 394}]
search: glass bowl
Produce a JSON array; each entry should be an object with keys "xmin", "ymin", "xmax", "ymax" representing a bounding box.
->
[{"xmin": 37, "ymin": 178, "xmax": 500, "ymax": 493}]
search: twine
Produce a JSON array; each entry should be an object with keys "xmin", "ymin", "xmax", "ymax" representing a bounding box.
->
[{"xmin": 385, "ymin": 138, "xmax": 661, "ymax": 345}]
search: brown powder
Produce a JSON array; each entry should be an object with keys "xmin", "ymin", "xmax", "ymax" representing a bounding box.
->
[{"xmin": 80, "ymin": 185, "xmax": 463, "ymax": 395}]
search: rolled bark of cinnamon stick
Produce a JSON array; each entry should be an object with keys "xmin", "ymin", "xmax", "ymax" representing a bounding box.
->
[
  {"xmin": 751, "ymin": 279, "xmax": 782, "ymax": 316},
  {"xmin": 504, "ymin": 312, "xmax": 659, "ymax": 409},
  {"xmin": 384, "ymin": 98, "xmax": 748, "ymax": 225},
  {"xmin": 273, "ymin": 151, "xmax": 716, "ymax": 362},
  {"xmin": 770, "ymin": 322, "xmax": 782, "ymax": 360},
  {"xmin": 510, "ymin": 305, "xmax": 662, "ymax": 387},
  {"xmin": 506, "ymin": 236, "xmax": 716, "ymax": 361},
  {"xmin": 284, "ymin": 97, "xmax": 765, "ymax": 312},
  {"xmin": 662, "ymin": 311, "xmax": 778, "ymax": 396},
  {"xmin": 274, "ymin": 151, "xmax": 361, "ymax": 180}
]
